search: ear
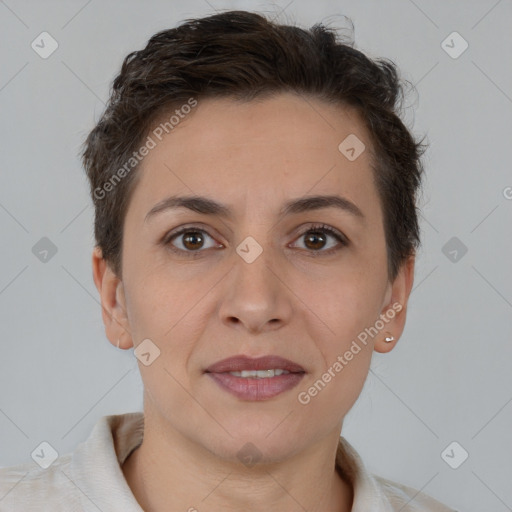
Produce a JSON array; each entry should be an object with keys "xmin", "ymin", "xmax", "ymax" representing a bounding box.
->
[
  {"xmin": 374, "ymin": 254, "xmax": 415, "ymax": 354},
  {"xmin": 91, "ymin": 246, "xmax": 133, "ymax": 350}
]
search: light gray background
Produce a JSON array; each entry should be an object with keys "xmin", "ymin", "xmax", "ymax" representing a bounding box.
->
[{"xmin": 1, "ymin": 1, "xmax": 511, "ymax": 510}]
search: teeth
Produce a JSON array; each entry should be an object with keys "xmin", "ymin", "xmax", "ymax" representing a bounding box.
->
[{"xmin": 228, "ymin": 369, "xmax": 291, "ymax": 378}]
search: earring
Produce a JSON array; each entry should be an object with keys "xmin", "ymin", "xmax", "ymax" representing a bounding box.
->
[
  {"xmin": 384, "ymin": 332, "xmax": 395, "ymax": 343},
  {"xmin": 117, "ymin": 337, "xmax": 121, "ymax": 349}
]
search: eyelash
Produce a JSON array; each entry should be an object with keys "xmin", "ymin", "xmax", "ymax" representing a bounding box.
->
[{"xmin": 162, "ymin": 223, "xmax": 348, "ymax": 258}]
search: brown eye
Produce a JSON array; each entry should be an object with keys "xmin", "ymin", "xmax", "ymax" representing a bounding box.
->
[
  {"xmin": 181, "ymin": 231, "xmax": 205, "ymax": 250},
  {"xmin": 291, "ymin": 224, "xmax": 348, "ymax": 255},
  {"xmin": 303, "ymin": 231, "xmax": 327, "ymax": 250},
  {"xmin": 165, "ymin": 227, "xmax": 220, "ymax": 255}
]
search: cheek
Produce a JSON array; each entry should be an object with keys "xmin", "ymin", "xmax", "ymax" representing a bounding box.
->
[
  {"xmin": 122, "ymin": 267, "xmax": 185, "ymax": 346},
  {"xmin": 123, "ymin": 269, "xmax": 212, "ymax": 368},
  {"xmin": 125, "ymin": 278, "xmax": 199, "ymax": 403},
  {"xmin": 309, "ymin": 269, "xmax": 384, "ymax": 330},
  {"xmin": 304, "ymin": 283, "xmax": 377, "ymax": 412},
  {"xmin": 304, "ymin": 271, "xmax": 384, "ymax": 390},
  {"xmin": 296, "ymin": 336, "xmax": 372, "ymax": 430}
]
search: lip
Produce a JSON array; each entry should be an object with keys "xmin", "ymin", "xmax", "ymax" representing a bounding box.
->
[
  {"xmin": 205, "ymin": 355, "xmax": 306, "ymax": 401},
  {"xmin": 205, "ymin": 355, "xmax": 305, "ymax": 373}
]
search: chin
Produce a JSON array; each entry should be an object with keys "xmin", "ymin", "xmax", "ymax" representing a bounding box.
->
[{"xmin": 202, "ymin": 428, "xmax": 304, "ymax": 466}]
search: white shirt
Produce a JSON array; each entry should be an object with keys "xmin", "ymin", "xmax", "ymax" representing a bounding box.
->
[{"xmin": 0, "ymin": 411, "xmax": 456, "ymax": 511}]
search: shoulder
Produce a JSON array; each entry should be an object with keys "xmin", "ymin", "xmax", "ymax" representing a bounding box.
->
[
  {"xmin": 336, "ymin": 436, "xmax": 457, "ymax": 512},
  {"xmin": 0, "ymin": 412, "xmax": 145, "ymax": 511},
  {"xmin": 0, "ymin": 454, "xmax": 79, "ymax": 511},
  {"xmin": 373, "ymin": 474, "xmax": 458, "ymax": 512}
]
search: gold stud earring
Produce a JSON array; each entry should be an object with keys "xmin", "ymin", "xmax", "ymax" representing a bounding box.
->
[{"xmin": 384, "ymin": 332, "xmax": 395, "ymax": 343}]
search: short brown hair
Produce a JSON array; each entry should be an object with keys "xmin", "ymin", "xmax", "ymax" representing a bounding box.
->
[{"xmin": 82, "ymin": 10, "xmax": 425, "ymax": 282}]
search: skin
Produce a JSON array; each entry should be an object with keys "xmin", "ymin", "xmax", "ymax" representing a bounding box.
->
[{"xmin": 92, "ymin": 92, "xmax": 415, "ymax": 512}]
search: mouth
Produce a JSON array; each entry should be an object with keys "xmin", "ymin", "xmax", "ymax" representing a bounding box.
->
[{"xmin": 205, "ymin": 355, "xmax": 306, "ymax": 401}]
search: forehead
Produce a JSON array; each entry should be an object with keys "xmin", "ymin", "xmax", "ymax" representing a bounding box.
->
[{"xmin": 128, "ymin": 92, "xmax": 380, "ymax": 223}]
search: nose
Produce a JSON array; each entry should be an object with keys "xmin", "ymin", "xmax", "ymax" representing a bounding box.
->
[{"xmin": 218, "ymin": 241, "xmax": 293, "ymax": 335}]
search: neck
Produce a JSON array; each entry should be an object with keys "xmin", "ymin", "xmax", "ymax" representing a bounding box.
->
[{"xmin": 122, "ymin": 422, "xmax": 353, "ymax": 512}]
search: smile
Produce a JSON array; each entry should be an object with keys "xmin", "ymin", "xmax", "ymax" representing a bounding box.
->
[{"xmin": 228, "ymin": 369, "xmax": 290, "ymax": 378}]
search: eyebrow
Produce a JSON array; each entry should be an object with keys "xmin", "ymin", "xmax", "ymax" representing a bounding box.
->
[{"xmin": 145, "ymin": 194, "xmax": 365, "ymax": 223}]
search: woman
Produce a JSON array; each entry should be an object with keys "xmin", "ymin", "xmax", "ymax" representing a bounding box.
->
[{"xmin": 0, "ymin": 10, "xmax": 456, "ymax": 511}]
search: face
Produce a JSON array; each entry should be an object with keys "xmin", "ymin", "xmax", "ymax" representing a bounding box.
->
[{"xmin": 93, "ymin": 92, "xmax": 414, "ymax": 462}]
